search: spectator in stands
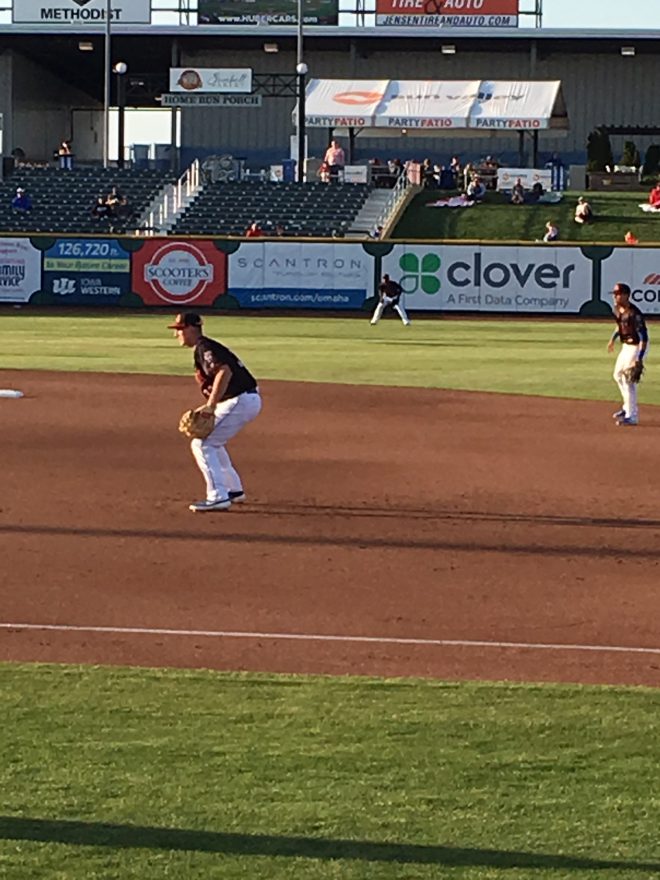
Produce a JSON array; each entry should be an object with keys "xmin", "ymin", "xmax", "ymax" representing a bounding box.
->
[
  {"xmin": 91, "ymin": 195, "xmax": 111, "ymax": 222},
  {"xmin": 318, "ymin": 161, "xmax": 331, "ymax": 184},
  {"xmin": 542, "ymin": 220, "xmax": 559, "ymax": 242},
  {"xmin": 323, "ymin": 140, "xmax": 345, "ymax": 183},
  {"xmin": 245, "ymin": 221, "xmax": 263, "ymax": 238},
  {"xmin": 529, "ymin": 181, "xmax": 545, "ymax": 203},
  {"xmin": 370, "ymin": 225, "xmax": 384, "ymax": 239},
  {"xmin": 105, "ymin": 186, "xmax": 130, "ymax": 222},
  {"xmin": 510, "ymin": 178, "xmax": 525, "ymax": 205},
  {"xmin": 574, "ymin": 196, "xmax": 594, "ymax": 225},
  {"xmin": 57, "ymin": 140, "xmax": 74, "ymax": 170},
  {"xmin": 450, "ymin": 155, "xmax": 462, "ymax": 184},
  {"xmin": 421, "ymin": 158, "xmax": 435, "ymax": 188},
  {"xmin": 466, "ymin": 175, "xmax": 486, "ymax": 201},
  {"xmin": 624, "ymin": 230, "xmax": 639, "ymax": 245},
  {"xmin": 274, "ymin": 224, "xmax": 286, "ymax": 236},
  {"xmin": 11, "ymin": 187, "xmax": 32, "ymax": 213}
]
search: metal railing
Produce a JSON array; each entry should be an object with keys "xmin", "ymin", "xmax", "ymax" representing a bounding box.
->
[
  {"xmin": 375, "ymin": 171, "xmax": 414, "ymax": 232},
  {"xmin": 140, "ymin": 158, "xmax": 200, "ymax": 234}
]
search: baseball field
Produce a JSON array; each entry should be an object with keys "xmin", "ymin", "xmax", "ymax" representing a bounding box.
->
[{"xmin": 1, "ymin": 311, "xmax": 659, "ymax": 879}]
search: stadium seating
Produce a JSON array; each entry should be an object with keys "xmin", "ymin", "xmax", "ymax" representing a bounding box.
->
[
  {"xmin": 0, "ymin": 166, "xmax": 174, "ymax": 235},
  {"xmin": 172, "ymin": 180, "xmax": 373, "ymax": 238}
]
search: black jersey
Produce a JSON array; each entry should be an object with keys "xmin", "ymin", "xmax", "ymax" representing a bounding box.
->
[
  {"xmin": 194, "ymin": 336, "xmax": 257, "ymax": 400},
  {"xmin": 379, "ymin": 279, "xmax": 402, "ymax": 302},
  {"xmin": 615, "ymin": 303, "xmax": 648, "ymax": 345}
]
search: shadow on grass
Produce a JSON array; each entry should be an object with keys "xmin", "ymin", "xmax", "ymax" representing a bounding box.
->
[{"xmin": 0, "ymin": 817, "xmax": 657, "ymax": 871}]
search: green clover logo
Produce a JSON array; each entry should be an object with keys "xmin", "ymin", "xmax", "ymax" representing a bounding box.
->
[{"xmin": 398, "ymin": 252, "xmax": 441, "ymax": 295}]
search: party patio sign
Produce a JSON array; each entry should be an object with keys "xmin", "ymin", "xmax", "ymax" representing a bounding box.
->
[{"xmin": 302, "ymin": 80, "xmax": 567, "ymax": 132}]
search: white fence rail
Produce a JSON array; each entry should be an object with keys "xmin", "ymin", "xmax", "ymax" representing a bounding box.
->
[{"xmin": 140, "ymin": 159, "xmax": 200, "ymax": 235}]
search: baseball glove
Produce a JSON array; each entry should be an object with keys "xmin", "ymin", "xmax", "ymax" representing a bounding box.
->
[
  {"xmin": 178, "ymin": 405, "xmax": 216, "ymax": 440},
  {"xmin": 624, "ymin": 360, "xmax": 645, "ymax": 384}
]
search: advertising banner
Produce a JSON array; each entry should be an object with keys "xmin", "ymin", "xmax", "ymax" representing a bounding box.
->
[
  {"xmin": 169, "ymin": 68, "xmax": 252, "ymax": 94},
  {"xmin": 131, "ymin": 240, "xmax": 227, "ymax": 307},
  {"xmin": 382, "ymin": 245, "xmax": 591, "ymax": 313},
  {"xmin": 13, "ymin": 0, "xmax": 150, "ymax": 24},
  {"xmin": 496, "ymin": 167, "xmax": 553, "ymax": 191},
  {"xmin": 43, "ymin": 239, "xmax": 131, "ymax": 305},
  {"xmin": 0, "ymin": 238, "xmax": 42, "ymax": 303},
  {"xmin": 228, "ymin": 242, "xmax": 371, "ymax": 309},
  {"xmin": 198, "ymin": 0, "xmax": 338, "ymax": 25},
  {"xmin": 600, "ymin": 248, "xmax": 660, "ymax": 315},
  {"xmin": 375, "ymin": 0, "xmax": 518, "ymax": 27}
]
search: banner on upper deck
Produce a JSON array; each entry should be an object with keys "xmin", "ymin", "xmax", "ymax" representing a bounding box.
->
[
  {"xmin": 198, "ymin": 0, "xmax": 338, "ymax": 25},
  {"xmin": 375, "ymin": 0, "xmax": 518, "ymax": 27}
]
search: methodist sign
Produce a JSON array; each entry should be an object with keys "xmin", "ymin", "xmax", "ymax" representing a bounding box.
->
[
  {"xmin": 13, "ymin": 0, "xmax": 151, "ymax": 23},
  {"xmin": 375, "ymin": 0, "xmax": 518, "ymax": 27},
  {"xmin": 302, "ymin": 79, "xmax": 567, "ymax": 132}
]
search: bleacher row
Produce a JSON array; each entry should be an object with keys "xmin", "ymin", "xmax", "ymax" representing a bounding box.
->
[
  {"xmin": 0, "ymin": 168, "xmax": 373, "ymax": 238},
  {"xmin": 0, "ymin": 167, "xmax": 174, "ymax": 235},
  {"xmin": 175, "ymin": 180, "xmax": 371, "ymax": 237}
]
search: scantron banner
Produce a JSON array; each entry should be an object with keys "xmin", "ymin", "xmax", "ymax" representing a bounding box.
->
[
  {"xmin": 228, "ymin": 242, "xmax": 371, "ymax": 309},
  {"xmin": 375, "ymin": 0, "xmax": 518, "ymax": 27},
  {"xmin": 13, "ymin": 0, "xmax": 151, "ymax": 23}
]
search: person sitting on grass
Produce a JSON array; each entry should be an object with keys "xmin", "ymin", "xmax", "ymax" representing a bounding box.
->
[
  {"xmin": 510, "ymin": 178, "xmax": 525, "ymax": 205},
  {"xmin": 542, "ymin": 220, "xmax": 559, "ymax": 242},
  {"xmin": 639, "ymin": 182, "xmax": 660, "ymax": 213},
  {"xmin": 466, "ymin": 175, "xmax": 486, "ymax": 201},
  {"xmin": 574, "ymin": 196, "xmax": 594, "ymax": 225}
]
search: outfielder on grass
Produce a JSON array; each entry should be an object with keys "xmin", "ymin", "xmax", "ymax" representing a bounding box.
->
[
  {"xmin": 170, "ymin": 312, "xmax": 261, "ymax": 512},
  {"xmin": 370, "ymin": 274, "xmax": 411, "ymax": 326},
  {"xmin": 607, "ymin": 282, "xmax": 648, "ymax": 427}
]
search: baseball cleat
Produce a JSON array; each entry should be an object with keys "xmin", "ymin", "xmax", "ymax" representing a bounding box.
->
[
  {"xmin": 189, "ymin": 498, "xmax": 232, "ymax": 512},
  {"xmin": 615, "ymin": 417, "xmax": 638, "ymax": 427},
  {"xmin": 612, "ymin": 409, "xmax": 626, "ymax": 420},
  {"xmin": 228, "ymin": 491, "xmax": 246, "ymax": 503}
]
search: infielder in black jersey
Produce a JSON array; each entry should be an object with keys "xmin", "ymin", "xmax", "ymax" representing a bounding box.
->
[
  {"xmin": 169, "ymin": 312, "xmax": 262, "ymax": 512},
  {"xmin": 607, "ymin": 282, "xmax": 648, "ymax": 426},
  {"xmin": 370, "ymin": 274, "xmax": 411, "ymax": 326}
]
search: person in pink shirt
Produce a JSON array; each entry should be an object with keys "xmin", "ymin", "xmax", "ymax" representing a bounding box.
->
[
  {"xmin": 323, "ymin": 140, "xmax": 345, "ymax": 183},
  {"xmin": 649, "ymin": 183, "xmax": 660, "ymax": 208}
]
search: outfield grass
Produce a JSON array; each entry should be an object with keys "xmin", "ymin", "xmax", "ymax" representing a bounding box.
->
[
  {"xmin": 392, "ymin": 190, "xmax": 660, "ymax": 244},
  {"xmin": 1, "ymin": 664, "xmax": 659, "ymax": 880},
  {"xmin": 1, "ymin": 312, "xmax": 657, "ymax": 406}
]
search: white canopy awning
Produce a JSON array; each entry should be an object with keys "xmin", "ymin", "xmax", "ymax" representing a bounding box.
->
[{"xmin": 300, "ymin": 79, "xmax": 568, "ymax": 133}]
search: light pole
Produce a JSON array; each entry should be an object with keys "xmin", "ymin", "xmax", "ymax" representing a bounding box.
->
[
  {"xmin": 295, "ymin": 0, "xmax": 307, "ymax": 183},
  {"xmin": 103, "ymin": 0, "xmax": 112, "ymax": 168},
  {"xmin": 114, "ymin": 62, "xmax": 128, "ymax": 169}
]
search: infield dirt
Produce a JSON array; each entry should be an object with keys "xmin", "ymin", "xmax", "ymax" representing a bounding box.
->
[{"xmin": 1, "ymin": 370, "xmax": 659, "ymax": 687}]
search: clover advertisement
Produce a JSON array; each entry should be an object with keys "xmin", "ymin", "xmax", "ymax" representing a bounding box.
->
[{"xmin": 381, "ymin": 245, "xmax": 592, "ymax": 313}]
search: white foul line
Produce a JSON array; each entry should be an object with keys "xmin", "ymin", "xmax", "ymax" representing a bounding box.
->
[{"xmin": 1, "ymin": 622, "xmax": 660, "ymax": 657}]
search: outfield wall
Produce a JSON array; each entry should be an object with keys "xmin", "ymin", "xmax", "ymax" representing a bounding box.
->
[{"xmin": 1, "ymin": 235, "xmax": 659, "ymax": 316}]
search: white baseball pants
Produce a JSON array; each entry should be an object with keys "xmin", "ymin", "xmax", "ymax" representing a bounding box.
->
[
  {"xmin": 191, "ymin": 390, "xmax": 262, "ymax": 502},
  {"xmin": 613, "ymin": 343, "xmax": 643, "ymax": 422},
  {"xmin": 370, "ymin": 296, "xmax": 411, "ymax": 325}
]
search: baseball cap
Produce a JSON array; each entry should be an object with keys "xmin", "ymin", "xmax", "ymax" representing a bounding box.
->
[{"xmin": 168, "ymin": 312, "xmax": 202, "ymax": 330}]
